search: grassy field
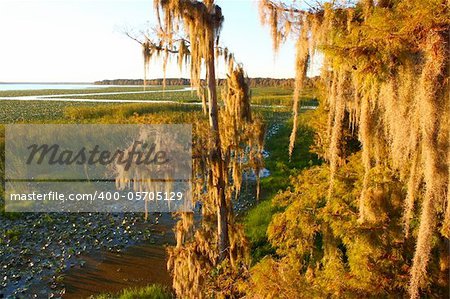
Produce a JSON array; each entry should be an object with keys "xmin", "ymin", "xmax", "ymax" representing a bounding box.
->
[
  {"xmin": 243, "ymin": 108, "xmax": 321, "ymax": 262},
  {"xmin": 0, "ymin": 86, "xmax": 197, "ymax": 123},
  {"xmin": 0, "ymin": 94, "xmax": 199, "ymax": 124},
  {"xmin": 47, "ymin": 86, "xmax": 305, "ymax": 106},
  {"xmin": 0, "ymin": 85, "xmax": 184, "ymax": 97},
  {"xmin": 46, "ymin": 86, "xmax": 309, "ymax": 106},
  {"xmin": 251, "ymin": 87, "xmax": 318, "ymax": 106},
  {"xmin": 57, "ymin": 91, "xmax": 200, "ymax": 102},
  {"xmin": 0, "ymin": 86, "xmax": 318, "ymax": 123}
]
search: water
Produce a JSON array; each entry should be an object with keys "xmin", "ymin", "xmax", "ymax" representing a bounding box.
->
[
  {"xmin": 63, "ymin": 245, "xmax": 171, "ymax": 298},
  {"xmin": 0, "ymin": 83, "xmax": 108, "ymax": 91}
]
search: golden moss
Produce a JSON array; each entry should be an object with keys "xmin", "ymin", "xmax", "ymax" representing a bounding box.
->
[
  {"xmin": 259, "ymin": 0, "xmax": 450, "ymax": 297},
  {"xmin": 135, "ymin": 2, "xmax": 266, "ymax": 297}
]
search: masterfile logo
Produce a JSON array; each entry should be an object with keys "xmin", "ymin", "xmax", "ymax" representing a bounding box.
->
[{"xmin": 5, "ymin": 124, "xmax": 192, "ymax": 213}]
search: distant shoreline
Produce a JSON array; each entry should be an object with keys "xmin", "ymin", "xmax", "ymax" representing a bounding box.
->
[
  {"xmin": 0, "ymin": 82, "xmax": 92, "ymax": 85},
  {"xmin": 94, "ymin": 78, "xmax": 304, "ymax": 88},
  {"xmin": 0, "ymin": 77, "xmax": 315, "ymax": 89}
]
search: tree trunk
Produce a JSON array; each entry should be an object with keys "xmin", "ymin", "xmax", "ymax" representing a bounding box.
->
[{"xmin": 205, "ymin": 25, "xmax": 229, "ymax": 263}]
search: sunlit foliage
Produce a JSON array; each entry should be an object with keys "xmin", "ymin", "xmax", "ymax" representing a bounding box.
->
[{"xmin": 258, "ymin": 0, "xmax": 449, "ymax": 298}]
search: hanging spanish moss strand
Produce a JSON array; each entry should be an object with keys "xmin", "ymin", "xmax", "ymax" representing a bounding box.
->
[
  {"xmin": 403, "ymin": 150, "xmax": 421, "ymax": 238},
  {"xmin": 142, "ymin": 41, "xmax": 152, "ymax": 91},
  {"xmin": 327, "ymin": 69, "xmax": 346, "ymax": 200},
  {"xmin": 443, "ymin": 149, "xmax": 450, "ymax": 237},
  {"xmin": 442, "ymin": 150, "xmax": 450, "ymax": 239},
  {"xmin": 289, "ymin": 15, "xmax": 310, "ymax": 158},
  {"xmin": 358, "ymin": 82, "xmax": 377, "ymax": 223},
  {"xmin": 409, "ymin": 31, "xmax": 448, "ymax": 299}
]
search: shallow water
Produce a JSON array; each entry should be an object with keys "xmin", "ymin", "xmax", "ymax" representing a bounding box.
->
[
  {"xmin": 62, "ymin": 213, "xmax": 175, "ymax": 298},
  {"xmin": 61, "ymin": 179, "xmax": 261, "ymax": 298},
  {"xmin": 63, "ymin": 244, "xmax": 171, "ymax": 298}
]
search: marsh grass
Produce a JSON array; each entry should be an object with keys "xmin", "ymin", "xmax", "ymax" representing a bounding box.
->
[
  {"xmin": 64, "ymin": 103, "xmax": 200, "ymax": 121},
  {"xmin": 244, "ymin": 109, "xmax": 321, "ymax": 262},
  {"xmin": 0, "ymin": 87, "xmax": 309, "ymax": 123},
  {"xmin": 250, "ymin": 87, "xmax": 318, "ymax": 107},
  {"xmin": 262, "ymin": 110, "xmax": 320, "ymax": 195},
  {"xmin": 95, "ymin": 284, "xmax": 173, "ymax": 299},
  {"xmin": 0, "ymin": 101, "xmax": 107, "ymax": 123},
  {"xmin": 0, "ymin": 86, "xmax": 184, "ymax": 98},
  {"xmin": 57, "ymin": 90, "xmax": 198, "ymax": 102}
]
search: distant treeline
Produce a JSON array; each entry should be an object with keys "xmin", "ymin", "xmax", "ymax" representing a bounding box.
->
[
  {"xmin": 95, "ymin": 78, "xmax": 190, "ymax": 86},
  {"xmin": 94, "ymin": 78, "xmax": 316, "ymax": 88}
]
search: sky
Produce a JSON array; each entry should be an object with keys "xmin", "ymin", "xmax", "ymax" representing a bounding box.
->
[{"xmin": 0, "ymin": 0, "xmax": 299, "ymax": 82}]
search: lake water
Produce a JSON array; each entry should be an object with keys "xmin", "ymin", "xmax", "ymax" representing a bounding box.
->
[{"xmin": 0, "ymin": 83, "xmax": 109, "ymax": 91}]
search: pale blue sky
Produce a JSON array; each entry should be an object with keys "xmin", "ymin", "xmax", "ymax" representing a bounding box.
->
[{"xmin": 0, "ymin": 0, "xmax": 299, "ymax": 82}]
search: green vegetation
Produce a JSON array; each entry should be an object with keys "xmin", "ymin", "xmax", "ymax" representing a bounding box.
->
[
  {"xmin": 0, "ymin": 86, "xmax": 196, "ymax": 122},
  {"xmin": 54, "ymin": 86, "xmax": 319, "ymax": 106},
  {"xmin": 0, "ymin": 101, "xmax": 201, "ymax": 124},
  {"xmin": 0, "ymin": 100, "xmax": 109, "ymax": 122},
  {"xmin": 244, "ymin": 199, "xmax": 279, "ymax": 261},
  {"xmin": 95, "ymin": 284, "xmax": 173, "ymax": 299},
  {"xmin": 57, "ymin": 90, "xmax": 199, "ymax": 102},
  {"xmin": 244, "ymin": 107, "xmax": 321, "ymax": 262},
  {"xmin": 4, "ymin": 228, "xmax": 22, "ymax": 243},
  {"xmin": 250, "ymin": 87, "xmax": 318, "ymax": 106},
  {"xmin": 0, "ymin": 85, "xmax": 183, "ymax": 97},
  {"xmin": 64, "ymin": 102, "xmax": 200, "ymax": 122},
  {"xmin": 251, "ymin": 86, "xmax": 294, "ymax": 97},
  {"xmin": 262, "ymin": 113, "xmax": 319, "ymax": 195},
  {"xmin": 0, "ymin": 86, "xmax": 307, "ymax": 123},
  {"xmin": 246, "ymin": 1, "xmax": 450, "ymax": 298}
]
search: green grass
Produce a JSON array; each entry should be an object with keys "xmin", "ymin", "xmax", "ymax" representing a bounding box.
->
[
  {"xmin": 95, "ymin": 284, "xmax": 173, "ymax": 299},
  {"xmin": 0, "ymin": 100, "xmax": 201, "ymax": 124},
  {"xmin": 0, "ymin": 86, "xmax": 308, "ymax": 123},
  {"xmin": 251, "ymin": 86, "xmax": 294, "ymax": 97},
  {"xmin": 262, "ymin": 115, "xmax": 319, "ymax": 196},
  {"xmin": 57, "ymin": 90, "xmax": 199, "ymax": 102},
  {"xmin": 0, "ymin": 100, "xmax": 112, "ymax": 123},
  {"xmin": 2, "ymin": 227, "xmax": 22, "ymax": 244},
  {"xmin": 244, "ymin": 199, "xmax": 279, "ymax": 261},
  {"xmin": 243, "ymin": 108, "xmax": 321, "ymax": 263},
  {"xmin": 64, "ymin": 102, "xmax": 201, "ymax": 121},
  {"xmin": 250, "ymin": 87, "xmax": 318, "ymax": 107},
  {"xmin": 52, "ymin": 86, "xmax": 318, "ymax": 107},
  {"xmin": 0, "ymin": 86, "xmax": 198, "ymax": 123},
  {"xmin": 0, "ymin": 86, "xmax": 184, "ymax": 97}
]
